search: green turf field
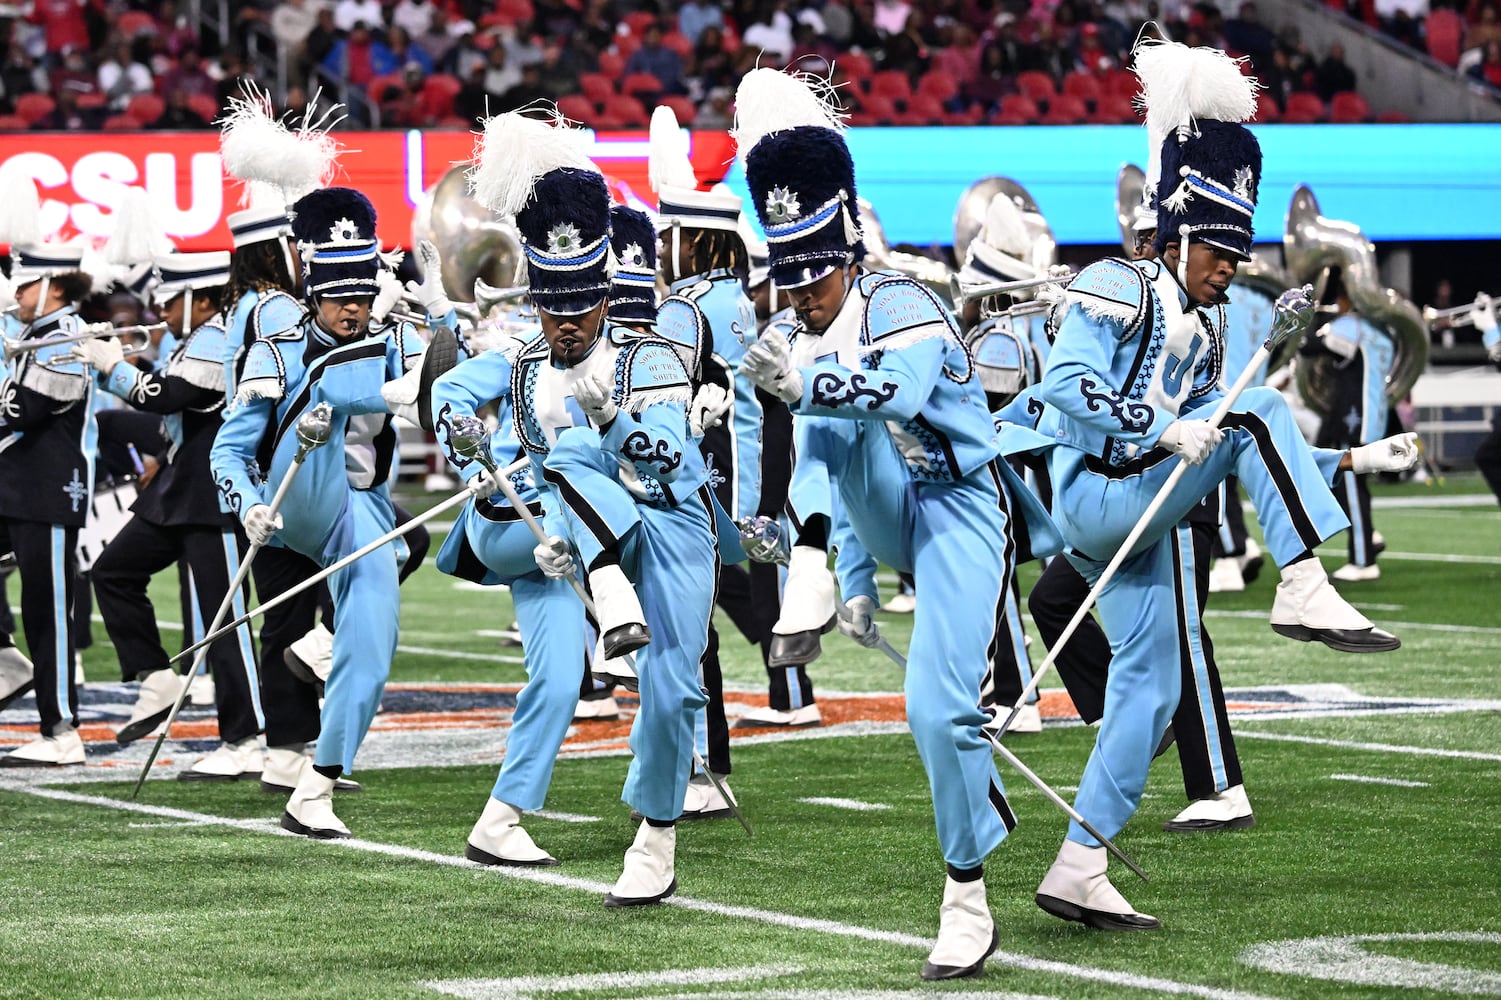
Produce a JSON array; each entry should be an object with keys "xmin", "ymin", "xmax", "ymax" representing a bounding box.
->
[{"xmin": 1, "ymin": 477, "xmax": 1498, "ymax": 999}]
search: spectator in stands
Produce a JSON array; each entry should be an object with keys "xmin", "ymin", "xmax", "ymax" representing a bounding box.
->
[
  {"xmin": 499, "ymin": 23, "xmax": 544, "ymax": 70},
  {"xmin": 743, "ymin": 1, "xmax": 797, "ymax": 63},
  {"xmin": 453, "ymin": 62, "xmax": 489, "ymax": 127},
  {"xmin": 377, "ymin": 62, "xmax": 427, "ymax": 125},
  {"xmin": 688, "ymin": 25, "xmax": 735, "ymax": 94},
  {"xmin": 1465, "ymin": 3, "xmax": 1501, "ymax": 51},
  {"xmin": 497, "ymin": 61, "xmax": 550, "ymax": 110},
  {"xmin": 678, "ymin": 0, "xmax": 725, "ymax": 45},
  {"xmin": 880, "ymin": 6, "xmax": 933, "ymax": 79},
  {"xmin": 1257, "ymin": 45, "xmax": 1296, "ymax": 109},
  {"xmin": 534, "ymin": 43, "xmax": 581, "ymax": 101},
  {"xmin": 304, "ymin": 8, "xmax": 340, "ymax": 74},
  {"xmin": 2, "ymin": 45, "xmax": 47, "ymax": 110},
  {"xmin": 50, "ymin": 46, "xmax": 100, "ymax": 101},
  {"xmin": 1314, "ymin": 40, "xmax": 1357, "ymax": 100},
  {"xmin": 98, "ymin": 39, "xmax": 153, "ymax": 111},
  {"xmin": 214, "ymin": 51, "xmax": 255, "ymax": 109},
  {"xmin": 874, "ymin": 0, "xmax": 912, "ymax": 34},
  {"xmin": 161, "ymin": 48, "xmax": 214, "ymax": 101},
  {"xmin": 159, "ymin": 1, "xmax": 198, "ymax": 59},
  {"xmin": 392, "ymin": 0, "xmax": 436, "ymax": 39},
  {"xmin": 1072, "ymin": 22, "xmax": 1118, "ymax": 73},
  {"xmin": 374, "ymin": 25, "xmax": 434, "ymax": 77},
  {"xmin": 1469, "ymin": 38, "xmax": 1501, "ymax": 85},
  {"xmin": 968, "ymin": 39, "xmax": 1015, "ymax": 113},
  {"xmin": 272, "ymin": 0, "xmax": 320, "ymax": 73},
  {"xmin": 335, "ymin": 0, "xmax": 385, "ymax": 35},
  {"xmin": 788, "ymin": 21, "xmax": 837, "ymax": 74},
  {"xmin": 482, "ymin": 43, "xmax": 522, "ymax": 99},
  {"xmin": 323, "ymin": 21, "xmax": 378, "ymax": 90},
  {"xmin": 450, "ymin": 29, "xmax": 488, "ymax": 81},
  {"xmin": 624, "ymin": 20, "xmax": 684, "ymax": 91},
  {"xmin": 934, "ymin": 23, "xmax": 982, "ymax": 89},
  {"xmin": 35, "ymin": 87, "xmax": 99, "ymax": 130},
  {"xmin": 415, "ymin": 8, "xmax": 459, "ymax": 70},
  {"xmin": 28, "ymin": 0, "xmax": 101, "ymax": 67},
  {"xmin": 696, "ymin": 84, "xmax": 734, "ymax": 128},
  {"xmin": 1016, "ymin": 18, "xmax": 1067, "ymax": 79},
  {"xmin": 1224, "ymin": 1, "xmax": 1276, "ymax": 69},
  {"xmin": 153, "ymin": 88, "xmax": 210, "ymax": 128}
]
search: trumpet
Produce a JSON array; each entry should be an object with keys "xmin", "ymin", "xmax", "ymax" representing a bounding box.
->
[
  {"xmin": 1423, "ymin": 293, "xmax": 1493, "ymax": 328},
  {"xmin": 39, "ymin": 343, "xmax": 152, "ymax": 370},
  {"xmin": 950, "ymin": 270, "xmax": 1073, "ymax": 310},
  {"xmin": 2, "ymin": 322, "xmax": 166, "ymax": 364}
]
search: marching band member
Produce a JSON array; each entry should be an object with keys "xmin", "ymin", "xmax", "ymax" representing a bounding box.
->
[
  {"xmin": 0, "ymin": 242, "xmax": 99, "ymax": 767},
  {"xmin": 1472, "ymin": 296, "xmax": 1501, "ymax": 505},
  {"xmin": 732, "ymin": 68, "xmax": 1059, "ymax": 980},
  {"xmin": 1010, "ymin": 40, "xmax": 1416, "ymax": 930},
  {"xmin": 80, "ymin": 252, "xmax": 268, "ymax": 779},
  {"xmin": 456, "ymin": 109, "xmax": 716, "ymax": 906},
  {"xmin": 211, "ymin": 187, "xmax": 424, "ymax": 837},
  {"xmin": 0, "ymin": 265, "xmax": 35, "ymax": 712},
  {"xmin": 648, "ymin": 106, "xmax": 754, "ymax": 809}
]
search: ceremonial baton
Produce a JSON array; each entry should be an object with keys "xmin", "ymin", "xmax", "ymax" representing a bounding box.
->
[
  {"xmin": 988, "ymin": 285, "xmax": 1313, "ymax": 749},
  {"xmin": 165, "ymin": 457, "xmax": 530, "ymax": 668},
  {"xmin": 448, "ymin": 417, "xmax": 753, "ymax": 838},
  {"xmin": 133, "ymin": 403, "xmax": 335, "ymax": 797}
]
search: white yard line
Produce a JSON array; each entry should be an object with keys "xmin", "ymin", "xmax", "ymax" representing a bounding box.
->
[
  {"xmin": 1376, "ymin": 550, "xmax": 1501, "ymax": 566},
  {"xmin": 1328, "ymin": 774, "xmax": 1430, "ymax": 788},
  {"xmin": 1370, "ymin": 494, "xmax": 1496, "ymax": 509},
  {"xmin": 530, "ymin": 809, "xmax": 601, "ymax": 824},
  {"xmin": 1203, "ymin": 609, "xmax": 1501, "ymax": 636},
  {"xmin": 796, "ymin": 797, "xmax": 892, "ymax": 812},
  {"xmin": 426, "ymin": 965, "xmax": 803, "ymax": 999},
  {"xmin": 1237, "ymin": 731, "xmax": 1501, "ymax": 762},
  {"xmin": 2, "ymin": 784, "xmax": 1278, "ymax": 1000},
  {"xmin": 395, "ymin": 645, "xmax": 525, "ymax": 665}
]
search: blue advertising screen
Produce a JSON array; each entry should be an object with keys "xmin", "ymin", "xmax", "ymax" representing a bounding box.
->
[{"xmin": 719, "ymin": 124, "xmax": 1501, "ymax": 246}]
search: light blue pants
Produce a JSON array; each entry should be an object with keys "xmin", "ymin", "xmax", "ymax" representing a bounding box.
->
[
  {"xmin": 542, "ymin": 428, "xmax": 715, "ymax": 823},
  {"xmin": 444, "ymin": 501, "xmax": 587, "ymax": 812},
  {"xmin": 796, "ymin": 417, "xmax": 1016, "ymax": 869}
]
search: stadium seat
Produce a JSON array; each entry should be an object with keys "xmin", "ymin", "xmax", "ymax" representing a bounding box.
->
[
  {"xmin": 851, "ymin": 93, "xmax": 897, "ymax": 125},
  {"xmin": 597, "ymin": 50, "xmax": 626, "ymax": 79},
  {"xmin": 1425, "ymin": 7, "xmax": 1464, "ymax": 67},
  {"xmin": 14, "ymin": 93, "xmax": 54, "ymax": 126},
  {"xmin": 497, "ymin": 0, "xmax": 534, "ymax": 24},
  {"xmin": 187, "ymin": 93, "xmax": 220, "ymax": 122},
  {"xmin": 556, "ymin": 94, "xmax": 597, "ymax": 124},
  {"xmin": 662, "ymin": 31, "xmax": 694, "ymax": 57},
  {"xmin": 590, "ymin": 111, "xmax": 625, "ymax": 129},
  {"xmin": 1101, "ymin": 68, "xmax": 1140, "ymax": 99},
  {"xmin": 0, "ymin": 114, "xmax": 28, "ymax": 131},
  {"xmin": 943, "ymin": 102, "xmax": 985, "ymax": 126},
  {"xmin": 992, "ymin": 94, "xmax": 1040, "ymax": 125},
  {"xmin": 1015, "ymin": 70, "xmax": 1058, "ymax": 104},
  {"xmin": 620, "ymin": 71, "xmax": 662, "ymax": 98},
  {"xmin": 103, "ymin": 113, "xmax": 143, "ymax": 131},
  {"xmin": 117, "ymin": 10, "xmax": 158, "ymax": 37},
  {"xmin": 613, "ymin": 33, "xmax": 641, "ymax": 59},
  {"xmin": 1091, "ymin": 94, "xmax": 1137, "ymax": 123},
  {"xmin": 657, "ymin": 93, "xmax": 697, "ymax": 125},
  {"xmin": 601, "ymin": 93, "xmax": 649, "ymax": 126},
  {"xmin": 1252, "ymin": 93, "xmax": 1281, "ymax": 123},
  {"xmin": 868, "ymin": 70, "xmax": 912, "ymax": 101},
  {"xmin": 900, "ymin": 93, "xmax": 946, "ymax": 125},
  {"xmin": 1329, "ymin": 91, "xmax": 1370, "ymax": 123},
  {"xmin": 367, "ymin": 72, "xmax": 405, "ymax": 102},
  {"xmin": 835, "ymin": 51, "xmax": 873, "ymax": 81},
  {"xmin": 623, "ymin": 11, "xmax": 657, "ymax": 35},
  {"xmin": 1040, "ymin": 93, "xmax": 1088, "ymax": 125},
  {"xmin": 420, "ymin": 74, "xmax": 463, "ymax": 122},
  {"xmin": 76, "ymin": 91, "xmax": 108, "ymax": 112},
  {"xmin": 1376, "ymin": 110, "xmax": 1411, "ymax": 123},
  {"xmin": 1062, "ymin": 71, "xmax": 1102, "ymax": 103},
  {"xmin": 1283, "ymin": 91, "xmax": 1326, "ymax": 123},
  {"xmin": 579, "ymin": 72, "xmax": 614, "ymax": 104},
  {"xmin": 916, "ymin": 69, "xmax": 959, "ymax": 102}
]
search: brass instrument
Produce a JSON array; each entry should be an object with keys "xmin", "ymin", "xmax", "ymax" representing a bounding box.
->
[
  {"xmin": 950, "ymin": 271, "xmax": 1072, "ymax": 313},
  {"xmin": 410, "ymin": 164, "xmax": 523, "ymax": 307},
  {"xmin": 3, "ymin": 322, "xmax": 165, "ymax": 364},
  {"xmin": 1283, "ymin": 184, "xmax": 1428, "ymax": 416},
  {"xmin": 859, "ymin": 196, "xmax": 954, "ymax": 304},
  {"xmin": 952, "ymin": 177, "xmax": 1058, "ymax": 280},
  {"xmin": 41, "ymin": 343, "xmax": 151, "ymax": 370},
  {"xmin": 1423, "ymin": 294, "xmax": 1494, "ymax": 328},
  {"xmin": 1115, "ymin": 163, "xmax": 1150, "ymax": 256}
]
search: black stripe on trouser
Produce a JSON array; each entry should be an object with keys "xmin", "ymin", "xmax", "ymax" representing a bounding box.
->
[
  {"xmin": 980, "ymin": 461, "xmax": 1016, "ymax": 707},
  {"xmin": 1174, "ymin": 520, "xmax": 1242, "ymax": 800},
  {"xmin": 1219, "ymin": 409, "xmax": 1323, "ymax": 551},
  {"xmin": 691, "ymin": 482, "xmax": 729, "ymax": 773},
  {"xmin": 392, "ymin": 504, "xmax": 429, "ymax": 586},
  {"xmin": 542, "ymin": 465, "xmax": 619, "ymax": 552},
  {"xmin": 988, "ymin": 777, "xmax": 1018, "ymax": 833}
]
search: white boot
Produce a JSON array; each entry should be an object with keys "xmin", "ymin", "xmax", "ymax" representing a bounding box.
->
[
  {"xmin": 589, "ymin": 564, "xmax": 650, "ymax": 658},
  {"xmin": 262, "ymin": 745, "xmax": 362, "ymax": 794},
  {"xmin": 603, "ymin": 821, "xmax": 676, "ymax": 907},
  {"xmin": 282, "ymin": 769, "xmax": 351, "ymax": 839},
  {"xmin": 1036, "ymin": 839, "xmax": 1160, "ymax": 931},
  {"xmin": 769, "ymin": 546, "xmax": 837, "ymax": 667},
  {"xmin": 573, "ymin": 695, "xmax": 619, "ymax": 720},
  {"xmin": 285, "ymin": 622, "xmax": 334, "ymax": 690},
  {"xmin": 115, "ymin": 669, "xmax": 182, "ymax": 744},
  {"xmin": 1331, "ymin": 562, "xmax": 1381, "ymax": 582},
  {"xmin": 1, "ymin": 724, "xmax": 85, "ymax": 768},
  {"xmin": 1208, "ymin": 557, "xmax": 1245, "ymax": 593},
  {"xmin": 187, "ymin": 672, "xmax": 216, "ymax": 706},
  {"xmin": 180, "ymin": 735, "xmax": 263, "ymax": 782},
  {"xmin": 1164, "ymin": 784, "xmax": 1255, "ymax": 832},
  {"xmin": 0, "ymin": 645, "xmax": 34, "ymax": 711},
  {"xmin": 1007, "ymin": 703, "xmax": 1043, "ymax": 734},
  {"xmin": 465, "ymin": 797, "xmax": 557, "ymax": 867},
  {"xmin": 733, "ymin": 703, "xmax": 822, "ymax": 729},
  {"xmin": 921, "ymin": 875, "xmax": 998, "ymax": 981},
  {"xmin": 680, "ymin": 771, "xmax": 736, "ymax": 820},
  {"xmin": 1270, "ymin": 558, "xmax": 1399, "ymax": 652}
]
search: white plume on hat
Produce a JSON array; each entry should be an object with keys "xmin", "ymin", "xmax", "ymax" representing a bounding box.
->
[
  {"xmin": 0, "ymin": 172, "xmax": 43, "ymax": 250},
  {"xmin": 979, "ymin": 193, "xmax": 1032, "ymax": 258},
  {"xmin": 102, "ymin": 186, "xmax": 172, "ymax": 266},
  {"xmin": 648, "ymin": 104, "xmax": 697, "ymax": 196},
  {"xmin": 1132, "ymin": 37, "xmax": 1258, "ymax": 198},
  {"xmin": 731, "ymin": 67, "xmax": 847, "ymax": 166},
  {"xmin": 468, "ymin": 108, "xmax": 597, "ymax": 219},
  {"xmin": 219, "ymin": 83, "xmax": 344, "ymax": 209}
]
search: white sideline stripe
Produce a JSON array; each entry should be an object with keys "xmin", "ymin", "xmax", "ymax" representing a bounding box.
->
[
  {"xmin": 796, "ymin": 797, "xmax": 892, "ymax": 812},
  {"xmin": 4, "ymin": 784, "xmax": 1277, "ymax": 1000},
  {"xmin": 426, "ymin": 964, "xmax": 802, "ymax": 999},
  {"xmin": 1370, "ymin": 494, "xmax": 1496, "ymax": 509},
  {"xmin": 1238, "ymin": 731, "xmax": 1501, "ymax": 762},
  {"xmin": 1329, "ymin": 774, "xmax": 1430, "ymax": 788},
  {"xmin": 1204, "ymin": 609, "xmax": 1501, "ymax": 636},
  {"xmin": 1378, "ymin": 550, "xmax": 1501, "ymax": 566},
  {"xmin": 529, "ymin": 809, "xmax": 600, "ymax": 824},
  {"xmin": 1240, "ymin": 931, "xmax": 1501, "ymax": 995},
  {"xmin": 395, "ymin": 644, "xmax": 526, "ymax": 665}
]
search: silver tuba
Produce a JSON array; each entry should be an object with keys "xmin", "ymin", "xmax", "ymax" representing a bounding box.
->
[
  {"xmin": 1283, "ymin": 184, "xmax": 1428, "ymax": 417},
  {"xmin": 954, "ymin": 176, "xmax": 1059, "ymax": 276},
  {"xmin": 859, "ymin": 197, "xmax": 954, "ymax": 304},
  {"xmin": 1115, "ymin": 163, "xmax": 1149, "ymax": 256},
  {"xmin": 410, "ymin": 164, "xmax": 523, "ymax": 306}
]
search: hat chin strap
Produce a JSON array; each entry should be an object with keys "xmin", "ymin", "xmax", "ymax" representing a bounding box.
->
[
  {"xmin": 1175, "ymin": 224, "xmax": 1191, "ymax": 291},
  {"xmin": 670, "ymin": 220, "xmax": 683, "ymax": 285},
  {"xmin": 280, "ymin": 236, "xmax": 298, "ymax": 295},
  {"xmin": 182, "ymin": 289, "xmax": 193, "ymax": 338},
  {"xmin": 36, "ymin": 276, "xmax": 50, "ymax": 322}
]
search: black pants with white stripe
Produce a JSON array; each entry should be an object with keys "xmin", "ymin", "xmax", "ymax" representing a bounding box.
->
[
  {"xmin": 1334, "ymin": 469, "xmax": 1376, "ymax": 567},
  {"xmin": 1027, "ymin": 518, "xmax": 1243, "ymax": 801},
  {"xmin": 1479, "ymin": 413, "xmax": 1501, "ymax": 506},
  {"xmin": 4, "ymin": 517, "xmax": 79, "ymax": 736},
  {"xmin": 92, "ymin": 517, "xmax": 262, "ymax": 744}
]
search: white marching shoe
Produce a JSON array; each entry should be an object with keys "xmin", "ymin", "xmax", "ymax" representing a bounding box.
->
[
  {"xmin": 187, "ymin": 672, "xmax": 216, "ymax": 706},
  {"xmin": 261, "ymin": 745, "xmax": 362, "ymax": 794},
  {"xmin": 465, "ymin": 797, "xmax": 558, "ymax": 867},
  {"xmin": 573, "ymin": 695, "xmax": 620, "ymax": 721},
  {"xmin": 1163, "ymin": 784, "xmax": 1255, "ymax": 832},
  {"xmin": 603, "ymin": 821, "xmax": 677, "ymax": 908},
  {"xmin": 0, "ymin": 645, "xmax": 34, "ymax": 711},
  {"xmin": 882, "ymin": 591, "xmax": 916, "ymax": 614},
  {"xmin": 1, "ymin": 724, "xmax": 85, "ymax": 768},
  {"xmin": 733, "ymin": 703, "xmax": 822, "ymax": 729},
  {"xmin": 1036, "ymin": 839, "xmax": 1161, "ymax": 931},
  {"xmin": 285, "ymin": 622, "xmax": 334, "ymax": 692},
  {"xmin": 589, "ymin": 564, "xmax": 651, "ymax": 659},
  {"xmin": 281, "ymin": 769, "xmax": 352, "ymax": 839},
  {"xmin": 768, "ymin": 546, "xmax": 837, "ymax": 667},
  {"xmin": 1207, "ymin": 557, "xmax": 1246, "ymax": 593},
  {"xmin": 180, "ymin": 735, "xmax": 263, "ymax": 782},
  {"xmin": 680, "ymin": 771, "xmax": 736, "ymax": 820},
  {"xmin": 115, "ymin": 669, "xmax": 182, "ymax": 744},
  {"xmin": 1270, "ymin": 558, "xmax": 1399, "ymax": 653},
  {"xmin": 1331, "ymin": 561, "xmax": 1381, "ymax": 582},
  {"xmin": 1006, "ymin": 703, "xmax": 1043, "ymax": 734},
  {"xmin": 921, "ymin": 875, "xmax": 998, "ymax": 981}
]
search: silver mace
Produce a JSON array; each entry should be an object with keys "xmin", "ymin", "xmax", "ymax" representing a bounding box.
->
[{"xmin": 448, "ymin": 415, "xmax": 753, "ymax": 838}]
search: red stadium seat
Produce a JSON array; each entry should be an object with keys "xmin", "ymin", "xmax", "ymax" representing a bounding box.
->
[
  {"xmin": 117, "ymin": 10, "xmax": 158, "ymax": 37},
  {"xmin": 613, "ymin": 32, "xmax": 641, "ymax": 59},
  {"xmin": 1425, "ymin": 7, "xmax": 1464, "ymax": 67},
  {"xmin": 367, "ymin": 72, "xmax": 404, "ymax": 102},
  {"xmin": 900, "ymin": 93, "xmax": 946, "ymax": 125},
  {"xmin": 868, "ymin": 70, "xmax": 911, "ymax": 101},
  {"xmin": 1040, "ymin": 94, "xmax": 1088, "ymax": 124},
  {"xmin": 420, "ymin": 74, "xmax": 463, "ymax": 122},
  {"xmin": 656, "ymin": 93, "xmax": 697, "ymax": 126},
  {"xmin": 916, "ymin": 69, "xmax": 959, "ymax": 102},
  {"xmin": 623, "ymin": 11, "xmax": 657, "ymax": 35},
  {"xmin": 1015, "ymin": 70, "xmax": 1058, "ymax": 104},
  {"xmin": 556, "ymin": 94, "xmax": 597, "ymax": 124},
  {"xmin": 1061, "ymin": 71, "xmax": 1102, "ymax": 103},
  {"xmin": 578, "ymin": 72, "xmax": 614, "ymax": 104},
  {"xmin": 600, "ymin": 93, "xmax": 649, "ymax": 126},
  {"xmin": 187, "ymin": 93, "xmax": 220, "ymax": 122},
  {"xmin": 661, "ymin": 31, "xmax": 694, "ymax": 57},
  {"xmin": 497, "ymin": 0, "xmax": 534, "ymax": 24},
  {"xmin": 1283, "ymin": 91, "xmax": 1326, "ymax": 123},
  {"xmin": 834, "ymin": 51, "xmax": 873, "ymax": 82},
  {"xmin": 127, "ymin": 93, "xmax": 165, "ymax": 125},
  {"xmin": 1252, "ymin": 93, "xmax": 1280, "ymax": 123},
  {"xmin": 851, "ymin": 93, "xmax": 897, "ymax": 125},
  {"xmin": 1329, "ymin": 91, "xmax": 1370, "ymax": 123},
  {"xmin": 103, "ymin": 113, "xmax": 143, "ymax": 131},
  {"xmin": 76, "ymin": 91, "xmax": 108, "ymax": 112},
  {"xmin": 991, "ymin": 95, "xmax": 1040, "ymax": 125},
  {"xmin": 1376, "ymin": 110, "xmax": 1411, "ymax": 123},
  {"xmin": 1091, "ymin": 94, "xmax": 1137, "ymax": 123},
  {"xmin": 596, "ymin": 50, "xmax": 625, "ymax": 79},
  {"xmin": 943, "ymin": 102, "xmax": 985, "ymax": 126},
  {"xmin": 14, "ymin": 93, "xmax": 54, "ymax": 126},
  {"xmin": 0, "ymin": 114, "xmax": 29, "ymax": 131},
  {"xmin": 1100, "ymin": 68, "xmax": 1140, "ymax": 99},
  {"xmin": 620, "ymin": 71, "xmax": 663, "ymax": 98}
]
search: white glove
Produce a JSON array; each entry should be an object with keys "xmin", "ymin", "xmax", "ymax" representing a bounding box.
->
[
  {"xmin": 1469, "ymin": 293, "xmax": 1498, "ymax": 334},
  {"xmin": 1350, "ymin": 432, "xmax": 1420, "ymax": 475},
  {"xmin": 740, "ymin": 331, "xmax": 803, "ymax": 403},
  {"xmin": 1157, "ymin": 419, "xmax": 1224, "ymax": 465},
  {"xmin": 404, "ymin": 240, "xmax": 454, "ymax": 317},
  {"xmin": 688, "ymin": 383, "xmax": 731, "ymax": 437},
  {"xmin": 836, "ymin": 595, "xmax": 881, "ymax": 649},
  {"xmin": 370, "ymin": 267, "xmax": 404, "ymax": 326},
  {"xmin": 572, "ymin": 374, "xmax": 617, "ymax": 426},
  {"xmin": 1487, "ymin": 338, "xmax": 1501, "ymax": 370},
  {"xmin": 70, "ymin": 336, "xmax": 124, "ymax": 373},
  {"xmin": 466, "ymin": 466, "xmax": 500, "ymax": 498},
  {"xmin": 243, "ymin": 503, "xmax": 282, "ymax": 547},
  {"xmin": 532, "ymin": 535, "xmax": 574, "ymax": 578}
]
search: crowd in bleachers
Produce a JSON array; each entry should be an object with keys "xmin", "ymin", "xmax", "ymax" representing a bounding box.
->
[
  {"xmin": 1340, "ymin": 0, "xmax": 1501, "ymax": 91},
  {"xmin": 0, "ymin": 0, "xmax": 1481, "ymax": 131}
]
